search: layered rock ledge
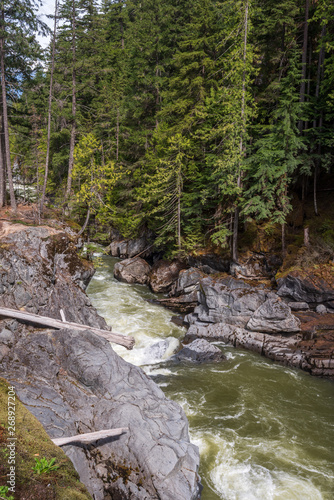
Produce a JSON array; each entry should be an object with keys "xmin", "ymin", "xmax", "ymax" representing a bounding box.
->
[
  {"xmin": 0, "ymin": 222, "xmax": 201, "ymax": 499},
  {"xmin": 177, "ymin": 268, "xmax": 334, "ymax": 378}
]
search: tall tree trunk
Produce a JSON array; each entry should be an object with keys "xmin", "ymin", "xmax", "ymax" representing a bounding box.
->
[
  {"xmin": 66, "ymin": 0, "xmax": 77, "ymax": 198},
  {"xmin": 0, "ymin": 114, "xmax": 6, "ymax": 206},
  {"xmin": 32, "ymin": 107, "xmax": 41, "ymax": 223},
  {"xmin": 281, "ymin": 223, "xmax": 286, "ymax": 258},
  {"xmin": 0, "ymin": 131, "xmax": 4, "ymax": 207},
  {"xmin": 232, "ymin": 0, "xmax": 248, "ymax": 263},
  {"xmin": 177, "ymin": 167, "xmax": 181, "ymax": 252},
  {"xmin": 298, "ymin": 0, "xmax": 309, "ymax": 133},
  {"xmin": 0, "ymin": 102, "xmax": 5, "ymax": 207},
  {"xmin": 313, "ymin": 25, "xmax": 326, "ymax": 216},
  {"xmin": 116, "ymin": 107, "xmax": 119, "ymax": 161},
  {"xmin": 41, "ymin": 0, "xmax": 58, "ymax": 214},
  {"xmin": 78, "ymin": 207, "xmax": 90, "ymax": 236},
  {"xmin": 0, "ymin": 8, "xmax": 16, "ymax": 211}
]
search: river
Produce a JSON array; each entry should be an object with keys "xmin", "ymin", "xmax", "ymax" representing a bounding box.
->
[{"xmin": 86, "ymin": 253, "xmax": 334, "ymax": 500}]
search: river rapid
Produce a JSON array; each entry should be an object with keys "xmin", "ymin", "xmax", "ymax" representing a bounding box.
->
[{"xmin": 86, "ymin": 254, "xmax": 334, "ymax": 500}]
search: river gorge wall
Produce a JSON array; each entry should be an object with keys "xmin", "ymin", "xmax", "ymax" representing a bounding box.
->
[
  {"xmin": 112, "ymin": 253, "xmax": 334, "ymax": 379},
  {"xmin": 0, "ymin": 221, "xmax": 201, "ymax": 499}
]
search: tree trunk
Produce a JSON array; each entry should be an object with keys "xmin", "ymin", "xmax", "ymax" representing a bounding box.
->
[
  {"xmin": 313, "ymin": 25, "xmax": 325, "ymax": 216},
  {"xmin": 33, "ymin": 115, "xmax": 41, "ymax": 223},
  {"xmin": 78, "ymin": 207, "xmax": 90, "ymax": 236},
  {"xmin": 116, "ymin": 107, "xmax": 119, "ymax": 161},
  {"xmin": 0, "ymin": 115, "xmax": 5, "ymax": 207},
  {"xmin": 177, "ymin": 168, "xmax": 181, "ymax": 252},
  {"xmin": 66, "ymin": 0, "xmax": 77, "ymax": 198},
  {"xmin": 304, "ymin": 226, "xmax": 310, "ymax": 247},
  {"xmin": 281, "ymin": 223, "xmax": 286, "ymax": 258},
  {"xmin": 232, "ymin": 0, "xmax": 248, "ymax": 263},
  {"xmin": 298, "ymin": 0, "xmax": 309, "ymax": 133},
  {"xmin": 313, "ymin": 164, "xmax": 318, "ymax": 216},
  {"xmin": 0, "ymin": 8, "xmax": 16, "ymax": 211},
  {"xmin": 41, "ymin": 0, "xmax": 58, "ymax": 214},
  {"xmin": 232, "ymin": 207, "xmax": 239, "ymax": 262}
]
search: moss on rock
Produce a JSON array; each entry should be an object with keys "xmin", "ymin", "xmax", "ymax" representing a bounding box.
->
[{"xmin": 0, "ymin": 377, "xmax": 92, "ymax": 500}]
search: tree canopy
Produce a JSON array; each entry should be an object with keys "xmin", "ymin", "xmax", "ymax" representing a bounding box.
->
[{"xmin": 2, "ymin": 0, "xmax": 334, "ymax": 257}]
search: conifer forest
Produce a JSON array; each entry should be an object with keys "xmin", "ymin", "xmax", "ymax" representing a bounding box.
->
[{"xmin": 1, "ymin": 0, "xmax": 334, "ymax": 259}]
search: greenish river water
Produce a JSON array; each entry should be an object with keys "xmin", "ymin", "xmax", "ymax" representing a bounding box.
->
[{"xmin": 86, "ymin": 254, "xmax": 334, "ymax": 500}]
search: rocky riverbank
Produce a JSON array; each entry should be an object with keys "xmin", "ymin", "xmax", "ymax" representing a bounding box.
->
[
  {"xmin": 0, "ymin": 221, "xmax": 201, "ymax": 499},
  {"xmin": 113, "ymin": 253, "xmax": 334, "ymax": 378}
]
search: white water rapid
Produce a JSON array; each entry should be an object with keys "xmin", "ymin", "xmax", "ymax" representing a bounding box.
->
[{"xmin": 86, "ymin": 253, "xmax": 334, "ymax": 500}]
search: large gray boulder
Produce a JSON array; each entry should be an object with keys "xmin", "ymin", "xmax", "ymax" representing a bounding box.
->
[
  {"xmin": 247, "ymin": 298, "xmax": 301, "ymax": 333},
  {"xmin": 149, "ymin": 260, "xmax": 186, "ymax": 293},
  {"xmin": 114, "ymin": 257, "xmax": 151, "ymax": 285},
  {"xmin": 0, "ymin": 324, "xmax": 200, "ymax": 500},
  {"xmin": 171, "ymin": 338, "xmax": 225, "ymax": 363},
  {"xmin": 157, "ymin": 268, "xmax": 203, "ymax": 313},
  {"xmin": 193, "ymin": 276, "xmax": 269, "ymax": 326}
]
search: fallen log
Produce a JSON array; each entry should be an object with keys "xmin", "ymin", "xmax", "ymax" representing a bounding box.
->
[
  {"xmin": 51, "ymin": 427, "xmax": 128, "ymax": 446},
  {"xmin": 0, "ymin": 306, "xmax": 135, "ymax": 349}
]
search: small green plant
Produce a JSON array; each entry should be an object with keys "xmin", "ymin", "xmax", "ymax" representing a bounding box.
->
[
  {"xmin": 0, "ymin": 485, "xmax": 14, "ymax": 500},
  {"xmin": 32, "ymin": 456, "xmax": 59, "ymax": 475}
]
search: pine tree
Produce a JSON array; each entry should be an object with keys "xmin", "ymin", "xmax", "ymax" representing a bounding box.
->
[
  {"xmin": 244, "ymin": 48, "xmax": 306, "ymax": 254},
  {"xmin": 0, "ymin": 0, "xmax": 47, "ymax": 210}
]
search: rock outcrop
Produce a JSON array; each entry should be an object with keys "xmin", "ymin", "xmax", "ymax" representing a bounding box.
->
[
  {"xmin": 157, "ymin": 268, "xmax": 204, "ymax": 313},
  {"xmin": 176, "ymin": 268, "xmax": 333, "ymax": 378},
  {"xmin": 184, "ymin": 322, "xmax": 334, "ymax": 378},
  {"xmin": 107, "ymin": 229, "xmax": 153, "ymax": 259},
  {"xmin": 114, "ymin": 257, "xmax": 151, "ymax": 285},
  {"xmin": 0, "ymin": 222, "xmax": 103, "ymax": 326},
  {"xmin": 1, "ymin": 324, "xmax": 200, "ymax": 500},
  {"xmin": 0, "ymin": 223, "xmax": 201, "ymax": 500},
  {"xmin": 277, "ymin": 271, "xmax": 334, "ymax": 307}
]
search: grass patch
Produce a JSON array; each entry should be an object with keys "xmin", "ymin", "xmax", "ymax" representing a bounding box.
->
[{"xmin": 0, "ymin": 377, "xmax": 92, "ymax": 500}]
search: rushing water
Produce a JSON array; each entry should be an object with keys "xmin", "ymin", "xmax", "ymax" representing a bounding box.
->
[{"xmin": 86, "ymin": 254, "xmax": 334, "ymax": 500}]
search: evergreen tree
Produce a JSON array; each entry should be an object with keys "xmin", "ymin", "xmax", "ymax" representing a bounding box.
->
[
  {"xmin": 0, "ymin": 0, "xmax": 47, "ymax": 209},
  {"xmin": 244, "ymin": 49, "xmax": 306, "ymax": 254}
]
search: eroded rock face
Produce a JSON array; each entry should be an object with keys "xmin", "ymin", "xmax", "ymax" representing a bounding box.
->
[
  {"xmin": 114, "ymin": 257, "xmax": 151, "ymax": 285},
  {"xmin": 277, "ymin": 272, "xmax": 334, "ymax": 306},
  {"xmin": 0, "ymin": 223, "xmax": 201, "ymax": 499},
  {"xmin": 149, "ymin": 260, "xmax": 186, "ymax": 294},
  {"xmin": 193, "ymin": 275, "xmax": 270, "ymax": 327},
  {"xmin": 0, "ymin": 324, "xmax": 200, "ymax": 500},
  {"xmin": 0, "ymin": 222, "xmax": 103, "ymax": 326},
  {"xmin": 107, "ymin": 230, "xmax": 153, "ymax": 259},
  {"xmin": 157, "ymin": 268, "xmax": 204, "ymax": 313}
]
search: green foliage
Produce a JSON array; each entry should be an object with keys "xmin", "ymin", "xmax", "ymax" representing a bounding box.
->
[
  {"xmin": 32, "ymin": 456, "xmax": 60, "ymax": 475},
  {"xmin": 244, "ymin": 48, "xmax": 306, "ymax": 224},
  {"xmin": 72, "ymin": 132, "xmax": 119, "ymax": 219},
  {"xmin": 0, "ymin": 485, "xmax": 14, "ymax": 500},
  {"xmin": 9, "ymin": 0, "xmax": 334, "ymax": 257}
]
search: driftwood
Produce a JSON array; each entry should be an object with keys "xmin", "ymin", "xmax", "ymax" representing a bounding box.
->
[
  {"xmin": 0, "ymin": 306, "xmax": 135, "ymax": 349},
  {"xmin": 51, "ymin": 427, "xmax": 128, "ymax": 446}
]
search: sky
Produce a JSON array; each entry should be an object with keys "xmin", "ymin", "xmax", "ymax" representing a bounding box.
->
[{"xmin": 37, "ymin": 0, "xmax": 57, "ymax": 48}]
